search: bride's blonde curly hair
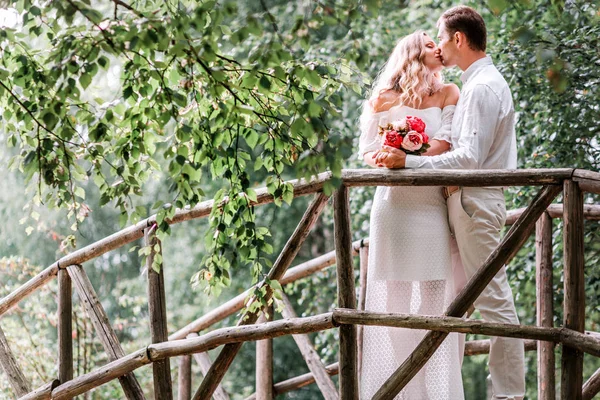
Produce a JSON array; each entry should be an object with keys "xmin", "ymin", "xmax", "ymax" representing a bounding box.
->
[{"xmin": 367, "ymin": 30, "xmax": 443, "ymax": 111}]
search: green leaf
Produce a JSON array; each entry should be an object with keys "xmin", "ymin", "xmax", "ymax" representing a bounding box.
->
[
  {"xmin": 80, "ymin": 73, "xmax": 92, "ymax": 89},
  {"xmin": 74, "ymin": 186, "xmax": 85, "ymax": 200},
  {"xmin": 98, "ymin": 56, "xmax": 109, "ymax": 69},
  {"xmin": 245, "ymin": 130, "xmax": 259, "ymax": 149}
]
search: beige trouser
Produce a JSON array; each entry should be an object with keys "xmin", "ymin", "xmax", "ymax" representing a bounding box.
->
[{"xmin": 448, "ymin": 187, "xmax": 526, "ymax": 400}]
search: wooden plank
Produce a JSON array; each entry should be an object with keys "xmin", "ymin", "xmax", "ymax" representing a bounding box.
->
[
  {"xmin": 341, "ymin": 168, "xmax": 573, "ymax": 187},
  {"xmin": 51, "ymin": 314, "xmax": 333, "ymax": 400},
  {"xmin": 536, "ymin": 212, "xmax": 555, "ymax": 400},
  {"xmin": 561, "ymin": 180, "xmax": 585, "ymax": 400},
  {"xmin": 0, "ymin": 323, "xmax": 31, "ymax": 396},
  {"xmin": 464, "ymin": 339, "xmax": 537, "ymax": 356},
  {"xmin": 145, "ymin": 227, "xmax": 173, "ymax": 400},
  {"xmin": 334, "ymin": 186, "xmax": 357, "ymax": 400},
  {"xmin": 191, "ymin": 193, "xmax": 330, "ymax": 400},
  {"xmin": 506, "ymin": 204, "xmax": 600, "ymax": 225},
  {"xmin": 169, "ymin": 239, "xmax": 364, "ymax": 341},
  {"xmin": 169, "ymin": 172, "xmax": 331, "ymax": 225},
  {"xmin": 583, "ymin": 367, "xmax": 600, "ymax": 400},
  {"xmin": 151, "ymin": 313, "xmax": 335, "ymax": 361},
  {"xmin": 357, "ymin": 245, "xmax": 368, "ymax": 378},
  {"xmin": 574, "ymin": 177, "xmax": 600, "ymax": 195},
  {"xmin": 572, "ymin": 169, "xmax": 600, "ymax": 181},
  {"xmin": 67, "ymin": 264, "xmax": 146, "ymax": 400},
  {"xmin": 18, "ymin": 379, "xmax": 59, "ymax": 400},
  {"xmin": 0, "ymin": 264, "xmax": 58, "ymax": 317},
  {"xmin": 177, "ymin": 354, "xmax": 192, "ymax": 400},
  {"xmin": 332, "ymin": 309, "xmax": 600, "ymax": 356},
  {"xmin": 58, "ymin": 268, "xmax": 73, "ymax": 387},
  {"xmin": 371, "ymin": 184, "xmax": 563, "ymax": 400},
  {"xmin": 50, "ymin": 349, "xmax": 150, "ymax": 400},
  {"xmin": 279, "ymin": 294, "xmax": 338, "ymax": 400},
  {"xmin": 255, "ymin": 307, "xmax": 273, "ymax": 400}
]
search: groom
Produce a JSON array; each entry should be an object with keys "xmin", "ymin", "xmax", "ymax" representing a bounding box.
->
[{"xmin": 383, "ymin": 5, "xmax": 526, "ymax": 400}]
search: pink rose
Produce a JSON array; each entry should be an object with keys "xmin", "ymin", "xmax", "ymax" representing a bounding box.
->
[
  {"xmin": 406, "ymin": 116, "xmax": 426, "ymax": 133},
  {"xmin": 401, "ymin": 131, "xmax": 424, "ymax": 151},
  {"xmin": 391, "ymin": 118, "xmax": 408, "ymax": 132}
]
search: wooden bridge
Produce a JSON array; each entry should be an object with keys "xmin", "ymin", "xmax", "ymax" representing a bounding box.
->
[{"xmin": 1, "ymin": 168, "xmax": 600, "ymax": 400}]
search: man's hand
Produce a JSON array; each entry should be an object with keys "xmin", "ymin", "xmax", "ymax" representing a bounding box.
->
[{"xmin": 372, "ymin": 145, "xmax": 407, "ymax": 169}]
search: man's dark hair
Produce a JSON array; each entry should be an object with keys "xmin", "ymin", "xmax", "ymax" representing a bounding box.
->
[{"xmin": 439, "ymin": 6, "xmax": 487, "ymax": 52}]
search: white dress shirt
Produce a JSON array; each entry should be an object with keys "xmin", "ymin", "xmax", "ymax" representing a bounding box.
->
[{"xmin": 405, "ymin": 56, "xmax": 517, "ymax": 170}]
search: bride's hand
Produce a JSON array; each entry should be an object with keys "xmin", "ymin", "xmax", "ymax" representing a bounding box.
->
[{"xmin": 373, "ymin": 146, "xmax": 406, "ymax": 168}]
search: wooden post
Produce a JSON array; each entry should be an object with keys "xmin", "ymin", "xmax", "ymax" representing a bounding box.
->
[
  {"xmin": 279, "ymin": 294, "xmax": 338, "ymax": 400},
  {"xmin": 334, "ymin": 186, "xmax": 358, "ymax": 399},
  {"xmin": 58, "ymin": 268, "xmax": 73, "ymax": 392},
  {"xmin": 0, "ymin": 323, "xmax": 31, "ymax": 396},
  {"xmin": 256, "ymin": 306, "xmax": 274, "ymax": 400},
  {"xmin": 372, "ymin": 184, "xmax": 563, "ymax": 400},
  {"xmin": 536, "ymin": 211, "xmax": 555, "ymax": 400},
  {"xmin": 191, "ymin": 192, "xmax": 330, "ymax": 400},
  {"xmin": 177, "ymin": 354, "xmax": 192, "ymax": 400},
  {"xmin": 67, "ymin": 264, "xmax": 146, "ymax": 399},
  {"xmin": 145, "ymin": 227, "xmax": 173, "ymax": 400},
  {"xmin": 357, "ymin": 245, "xmax": 368, "ymax": 378},
  {"xmin": 561, "ymin": 180, "xmax": 585, "ymax": 400},
  {"xmin": 244, "ymin": 363, "xmax": 340, "ymax": 400}
]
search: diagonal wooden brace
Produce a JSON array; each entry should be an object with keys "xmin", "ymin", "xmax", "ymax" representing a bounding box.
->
[
  {"xmin": 191, "ymin": 192, "xmax": 330, "ymax": 400},
  {"xmin": 278, "ymin": 293, "xmax": 338, "ymax": 400},
  {"xmin": 67, "ymin": 264, "xmax": 146, "ymax": 400}
]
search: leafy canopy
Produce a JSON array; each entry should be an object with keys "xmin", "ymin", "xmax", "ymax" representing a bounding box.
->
[{"xmin": 0, "ymin": 0, "xmax": 369, "ymax": 296}]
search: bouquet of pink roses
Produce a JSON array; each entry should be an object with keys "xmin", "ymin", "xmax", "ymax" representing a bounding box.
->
[{"xmin": 378, "ymin": 115, "xmax": 430, "ymax": 155}]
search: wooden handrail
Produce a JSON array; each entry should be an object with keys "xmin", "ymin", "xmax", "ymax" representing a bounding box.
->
[
  {"xmin": 17, "ymin": 307, "xmax": 598, "ymax": 400},
  {"xmin": 50, "ymin": 314, "xmax": 335, "ymax": 399},
  {"xmin": 2, "ymin": 169, "xmax": 600, "ymax": 400},
  {"xmin": 1, "ymin": 168, "xmax": 595, "ymax": 319}
]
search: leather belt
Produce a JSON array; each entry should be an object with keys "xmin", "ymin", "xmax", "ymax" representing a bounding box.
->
[{"xmin": 442, "ymin": 186, "xmax": 460, "ymax": 200}]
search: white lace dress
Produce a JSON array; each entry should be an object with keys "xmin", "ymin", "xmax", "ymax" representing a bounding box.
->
[{"xmin": 358, "ymin": 105, "xmax": 465, "ymax": 400}]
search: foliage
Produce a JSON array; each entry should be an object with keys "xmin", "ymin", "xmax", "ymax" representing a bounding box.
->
[
  {"xmin": 0, "ymin": 0, "xmax": 365, "ymax": 298},
  {"xmin": 1, "ymin": 0, "xmax": 599, "ymax": 399}
]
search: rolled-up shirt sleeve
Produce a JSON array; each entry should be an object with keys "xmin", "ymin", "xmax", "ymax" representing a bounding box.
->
[
  {"xmin": 430, "ymin": 105, "xmax": 455, "ymax": 144},
  {"xmin": 405, "ymin": 84, "xmax": 501, "ymax": 170}
]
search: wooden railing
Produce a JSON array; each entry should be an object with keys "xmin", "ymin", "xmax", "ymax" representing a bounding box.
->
[{"xmin": 1, "ymin": 168, "xmax": 599, "ymax": 400}]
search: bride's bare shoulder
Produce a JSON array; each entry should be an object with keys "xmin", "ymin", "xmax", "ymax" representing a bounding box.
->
[
  {"xmin": 369, "ymin": 90, "xmax": 400, "ymax": 113},
  {"xmin": 442, "ymin": 84, "xmax": 460, "ymax": 107}
]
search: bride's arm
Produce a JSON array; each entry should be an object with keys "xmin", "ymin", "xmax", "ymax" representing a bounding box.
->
[
  {"xmin": 423, "ymin": 139, "xmax": 450, "ymax": 156},
  {"xmin": 363, "ymin": 151, "xmax": 380, "ymax": 168},
  {"xmin": 359, "ymin": 92, "xmax": 398, "ymax": 168},
  {"xmin": 422, "ymin": 84, "xmax": 459, "ymax": 157}
]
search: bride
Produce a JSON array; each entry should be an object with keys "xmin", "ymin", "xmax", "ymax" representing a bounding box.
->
[{"xmin": 358, "ymin": 30, "xmax": 465, "ymax": 399}]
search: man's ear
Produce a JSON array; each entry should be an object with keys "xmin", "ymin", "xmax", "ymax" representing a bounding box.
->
[{"xmin": 454, "ymin": 31, "xmax": 464, "ymax": 49}]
